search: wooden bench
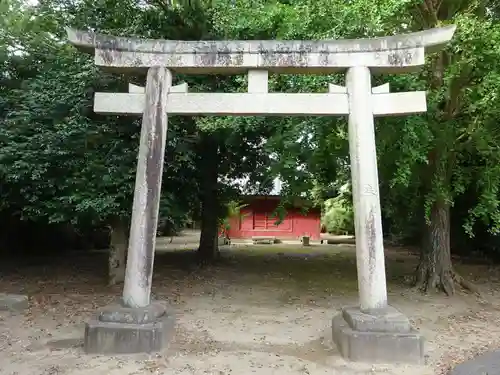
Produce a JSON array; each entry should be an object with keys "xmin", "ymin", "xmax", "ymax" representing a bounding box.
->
[{"xmin": 252, "ymin": 236, "xmax": 276, "ymax": 245}]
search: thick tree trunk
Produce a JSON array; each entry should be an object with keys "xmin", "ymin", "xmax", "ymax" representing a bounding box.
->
[
  {"xmin": 197, "ymin": 134, "xmax": 220, "ymax": 264},
  {"xmin": 198, "ymin": 214, "xmax": 219, "ymax": 264},
  {"xmin": 415, "ymin": 201, "xmax": 479, "ymax": 295},
  {"xmin": 108, "ymin": 219, "xmax": 127, "ymax": 286},
  {"xmin": 415, "ymin": 200, "xmax": 454, "ymax": 294}
]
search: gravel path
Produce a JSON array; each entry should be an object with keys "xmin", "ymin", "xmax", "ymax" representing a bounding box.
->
[{"xmin": 1, "ymin": 245, "xmax": 500, "ymax": 375}]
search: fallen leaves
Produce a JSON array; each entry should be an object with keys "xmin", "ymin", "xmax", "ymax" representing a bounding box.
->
[{"xmin": 1, "ymin": 247, "xmax": 500, "ymax": 374}]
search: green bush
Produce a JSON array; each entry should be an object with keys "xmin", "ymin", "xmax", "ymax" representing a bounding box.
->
[
  {"xmin": 219, "ymin": 201, "xmax": 249, "ymax": 233},
  {"xmin": 322, "ymin": 195, "xmax": 354, "ymax": 235}
]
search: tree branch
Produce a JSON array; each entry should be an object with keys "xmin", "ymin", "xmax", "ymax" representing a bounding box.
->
[
  {"xmin": 421, "ymin": 0, "xmax": 440, "ymax": 26},
  {"xmin": 147, "ymin": 0, "xmax": 171, "ymax": 14}
]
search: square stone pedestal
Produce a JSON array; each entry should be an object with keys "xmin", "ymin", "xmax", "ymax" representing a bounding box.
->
[
  {"xmin": 0, "ymin": 293, "xmax": 29, "ymax": 312},
  {"xmin": 332, "ymin": 305, "xmax": 424, "ymax": 364},
  {"xmin": 84, "ymin": 300, "xmax": 175, "ymax": 354}
]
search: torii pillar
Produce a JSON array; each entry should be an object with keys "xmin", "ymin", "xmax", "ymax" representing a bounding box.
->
[{"xmin": 67, "ymin": 25, "xmax": 456, "ymax": 362}]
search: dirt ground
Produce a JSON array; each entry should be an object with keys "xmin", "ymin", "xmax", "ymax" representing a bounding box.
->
[{"xmin": 2, "ymin": 243, "xmax": 500, "ymax": 375}]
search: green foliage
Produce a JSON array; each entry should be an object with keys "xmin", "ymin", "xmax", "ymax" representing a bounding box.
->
[
  {"xmin": 2, "ymin": 0, "xmax": 500, "ymax": 265},
  {"xmin": 219, "ymin": 201, "xmax": 249, "ymax": 232},
  {"xmin": 377, "ymin": 1, "xmax": 500, "ymax": 245},
  {"xmin": 322, "ymin": 192, "xmax": 354, "ymax": 235},
  {"xmin": 0, "ymin": 0, "xmax": 199, "ymax": 230},
  {"xmin": 226, "ymin": 201, "xmax": 249, "ymax": 218},
  {"xmin": 207, "ymin": 0, "xmax": 414, "ymax": 204}
]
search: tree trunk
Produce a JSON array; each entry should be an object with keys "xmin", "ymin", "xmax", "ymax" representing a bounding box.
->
[
  {"xmin": 108, "ymin": 219, "xmax": 128, "ymax": 286},
  {"xmin": 197, "ymin": 134, "xmax": 220, "ymax": 264},
  {"xmin": 415, "ymin": 200, "xmax": 479, "ymax": 295},
  {"xmin": 198, "ymin": 215, "xmax": 219, "ymax": 263}
]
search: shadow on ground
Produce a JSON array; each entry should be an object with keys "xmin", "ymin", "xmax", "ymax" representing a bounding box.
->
[
  {"xmin": 2, "ymin": 245, "xmax": 500, "ymax": 375},
  {"xmin": 0, "ymin": 244, "xmax": 423, "ymax": 298}
]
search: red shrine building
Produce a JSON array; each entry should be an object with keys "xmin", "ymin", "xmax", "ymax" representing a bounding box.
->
[{"xmin": 226, "ymin": 194, "xmax": 322, "ymax": 241}]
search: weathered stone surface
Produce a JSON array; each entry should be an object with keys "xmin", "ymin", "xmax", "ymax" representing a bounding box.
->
[
  {"xmin": 342, "ymin": 306, "xmax": 411, "ymax": 333},
  {"xmin": 332, "ymin": 310, "xmax": 424, "ymax": 364},
  {"xmin": 451, "ymin": 350, "xmax": 500, "ymax": 375},
  {"xmin": 122, "ymin": 67, "xmax": 171, "ymax": 309},
  {"xmin": 93, "ymin": 91, "xmax": 427, "ymax": 117},
  {"xmin": 66, "ymin": 26, "xmax": 456, "ymax": 74},
  {"xmin": 66, "ymin": 22, "xmax": 457, "ymax": 364},
  {"xmin": 0, "ymin": 293, "xmax": 29, "ymax": 312},
  {"xmin": 99, "ymin": 301, "xmax": 166, "ymax": 324},
  {"xmin": 252, "ymin": 236, "xmax": 276, "ymax": 245},
  {"xmin": 247, "ymin": 69, "xmax": 268, "ymax": 93},
  {"xmin": 329, "ymin": 82, "xmax": 390, "ymax": 94},
  {"xmin": 84, "ymin": 302, "xmax": 175, "ymax": 354},
  {"xmin": 346, "ymin": 66, "xmax": 387, "ymax": 311}
]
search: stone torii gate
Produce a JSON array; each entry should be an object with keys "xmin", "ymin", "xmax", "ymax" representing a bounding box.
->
[{"xmin": 67, "ymin": 25, "xmax": 456, "ymax": 362}]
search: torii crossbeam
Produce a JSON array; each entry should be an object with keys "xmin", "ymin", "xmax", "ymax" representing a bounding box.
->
[
  {"xmin": 95, "ymin": 75, "xmax": 426, "ymax": 117},
  {"xmin": 67, "ymin": 25, "xmax": 456, "ymax": 362}
]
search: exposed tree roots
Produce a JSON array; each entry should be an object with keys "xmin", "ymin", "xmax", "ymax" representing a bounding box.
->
[
  {"xmin": 414, "ymin": 199, "xmax": 482, "ymax": 297},
  {"xmin": 196, "ymin": 246, "xmax": 221, "ymax": 267},
  {"xmin": 414, "ymin": 263, "xmax": 481, "ymax": 296}
]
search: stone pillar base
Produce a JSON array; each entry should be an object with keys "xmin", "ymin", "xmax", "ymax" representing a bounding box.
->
[
  {"xmin": 0, "ymin": 293, "xmax": 29, "ymax": 312},
  {"xmin": 332, "ymin": 305, "xmax": 424, "ymax": 364},
  {"xmin": 84, "ymin": 300, "xmax": 175, "ymax": 354}
]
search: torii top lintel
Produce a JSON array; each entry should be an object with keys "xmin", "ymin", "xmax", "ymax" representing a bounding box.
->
[{"xmin": 66, "ymin": 26, "xmax": 456, "ymax": 74}]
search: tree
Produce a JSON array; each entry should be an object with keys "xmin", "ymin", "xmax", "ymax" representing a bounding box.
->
[
  {"xmin": 208, "ymin": 0, "xmax": 412, "ymax": 217},
  {"xmin": 378, "ymin": 0, "xmax": 500, "ymax": 294},
  {"xmin": 5, "ymin": 0, "xmax": 499, "ymax": 294},
  {"xmin": 0, "ymin": 0, "xmax": 199, "ymax": 283}
]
